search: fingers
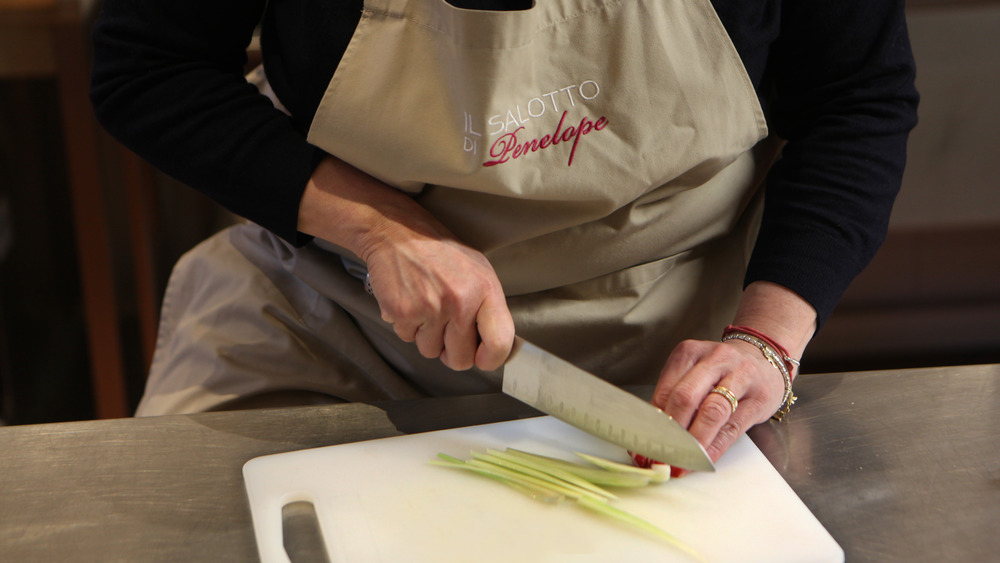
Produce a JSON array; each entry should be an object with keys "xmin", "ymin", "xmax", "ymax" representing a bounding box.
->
[
  {"xmin": 652, "ymin": 340, "xmax": 713, "ymax": 427},
  {"xmin": 688, "ymin": 381, "xmax": 755, "ymax": 462},
  {"xmin": 414, "ymin": 320, "xmax": 447, "ymax": 361},
  {"xmin": 389, "ymin": 287, "xmax": 486, "ymax": 371},
  {"xmin": 438, "ymin": 319, "xmax": 478, "ymax": 371},
  {"xmin": 425, "ymin": 290, "xmax": 514, "ymax": 372},
  {"xmin": 473, "ymin": 292, "xmax": 515, "ymax": 371}
]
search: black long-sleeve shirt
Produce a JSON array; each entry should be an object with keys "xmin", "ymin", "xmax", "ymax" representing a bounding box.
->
[{"xmin": 90, "ymin": 0, "xmax": 918, "ymax": 325}]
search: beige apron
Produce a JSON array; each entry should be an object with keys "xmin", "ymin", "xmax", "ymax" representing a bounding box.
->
[{"xmin": 137, "ymin": 0, "xmax": 768, "ymax": 415}]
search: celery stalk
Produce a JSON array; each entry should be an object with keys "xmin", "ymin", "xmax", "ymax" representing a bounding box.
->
[
  {"xmin": 504, "ymin": 448, "xmax": 651, "ymax": 487},
  {"xmin": 430, "ymin": 456, "xmax": 564, "ymax": 504},
  {"xmin": 574, "ymin": 451, "xmax": 671, "ymax": 483},
  {"xmin": 463, "ymin": 459, "xmax": 590, "ymax": 500},
  {"xmin": 576, "ymin": 496, "xmax": 706, "ymax": 562},
  {"xmin": 479, "ymin": 449, "xmax": 617, "ymax": 499}
]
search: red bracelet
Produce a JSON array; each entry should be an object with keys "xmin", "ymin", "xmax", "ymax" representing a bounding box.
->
[{"xmin": 722, "ymin": 325, "xmax": 800, "ymax": 375}]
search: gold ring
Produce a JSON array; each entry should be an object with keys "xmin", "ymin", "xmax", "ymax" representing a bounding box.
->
[{"xmin": 710, "ymin": 386, "xmax": 738, "ymax": 415}]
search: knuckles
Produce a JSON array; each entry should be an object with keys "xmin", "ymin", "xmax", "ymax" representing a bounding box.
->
[
  {"xmin": 672, "ymin": 339, "xmax": 709, "ymax": 361},
  {"xmin": 698, "ymin": 398, "xmax": 733, "ymax": 426},
  {"xmin": 664, "ymin": 384, "xmax": 701, "ymax": 412}
]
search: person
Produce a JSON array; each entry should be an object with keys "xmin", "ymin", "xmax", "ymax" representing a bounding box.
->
[{"xmin": 90, "ymin": 0, "xmax": 918, "ymax": 467}]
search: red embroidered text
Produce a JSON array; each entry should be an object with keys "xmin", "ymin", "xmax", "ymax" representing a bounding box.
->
[{"xmin": 482, "ymin": 111, "xmax": 608, "ymax": 167}]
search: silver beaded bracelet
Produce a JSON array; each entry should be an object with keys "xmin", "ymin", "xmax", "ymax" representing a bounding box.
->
[{"xmin": 722, "ymin": 331, "xmax": 797, "ymax": 421}]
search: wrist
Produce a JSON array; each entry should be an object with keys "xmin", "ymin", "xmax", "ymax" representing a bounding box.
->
[
  {"xmin": 721, "ymin": 328, "xmax": 797, "ymax": 421},
  {"xmin": 731, "ymin": 281, "xmax": 817, "ymax": 362}
]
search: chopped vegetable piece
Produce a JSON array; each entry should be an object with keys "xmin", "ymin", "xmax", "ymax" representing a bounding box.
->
[
  {"xmin": 504, "ymin": 448, "xmax": 651, "ymax": 487},
  {"xmin": 430, "ymin": 455, "xmax": 564, "ymax": 504},
  {"xmin": 648, "ymin": 463, "xmax": 671, "ymax": 483},
  {"xmin": 575, "ymin": 451, "xmax": 671, "ymax": 483},
  {"xmin": 479, "ymin": 449, "xmax": 617, "ymax": 499},
  {"xmin": 464, "ymin": 458, "xmax": 589, "ymax": 500}
]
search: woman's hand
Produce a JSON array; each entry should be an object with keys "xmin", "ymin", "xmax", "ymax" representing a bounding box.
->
[
  {"xmin": 298, "ymin": 156, "xmax": 515, "ymax": 371},
  {"xmin": 363, "ymin": 227, "xmax": 513, "ymax": 372},
  {"xmin": 653, "ymin": 338, "xmax": 787, "ymax": 465},
  {"xmin": 652, "ymin": 282, "xmax": 816, "ymax": 469}
]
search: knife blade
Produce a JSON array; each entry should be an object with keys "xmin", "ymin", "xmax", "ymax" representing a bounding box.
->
[{"xmin": 502, "ymin": 336, "xmax": 715, "ymax": 472}]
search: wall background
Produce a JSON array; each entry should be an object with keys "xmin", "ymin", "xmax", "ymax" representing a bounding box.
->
[{"xmin": 806, "ymin": 3, "xmax": 1000, "ymax": 372}]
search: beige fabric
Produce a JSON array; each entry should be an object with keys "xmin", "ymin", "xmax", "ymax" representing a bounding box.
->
[
  {"xmin": 138, "ymin": 0, "xmax": 767, "ymax": 415},
  {"xmin": 137, "ymin": 225, "xmax": 424, "ymax": 415}
]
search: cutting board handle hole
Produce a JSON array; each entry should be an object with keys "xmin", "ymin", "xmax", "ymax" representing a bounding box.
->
[{"xmin": 282, "ymin": 501, "xmax": 330, "ymax": 563}]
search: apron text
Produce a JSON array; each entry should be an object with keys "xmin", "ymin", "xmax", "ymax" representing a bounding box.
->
[
  {"xmin": 486, "ymin": 80, "xmax": 601, "ymax": 137},
  {"xmin": 482, "ymin": 111, "xmax": 609, "ymax": 167}
]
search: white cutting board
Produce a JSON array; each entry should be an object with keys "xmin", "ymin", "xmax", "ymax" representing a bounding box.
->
[{"xmin": 244, "ymin": 416, "xmax": 842, "ymax": 563}]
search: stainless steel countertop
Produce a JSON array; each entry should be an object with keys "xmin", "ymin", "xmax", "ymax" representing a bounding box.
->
[{"xmin": 1, "ymin": 364, "xmax": 998, "ymax": 562}]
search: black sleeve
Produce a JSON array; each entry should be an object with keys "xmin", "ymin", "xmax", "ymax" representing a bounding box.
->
[
  {"xmin": 90, "ymin": 0, "xmax": 322, "ymax": 245},
  {"xmin": 745, "ymin": 0, "xmax": 919, "ymax": 326}
]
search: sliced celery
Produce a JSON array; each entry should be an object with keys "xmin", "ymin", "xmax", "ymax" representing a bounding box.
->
[
  {"xmin": 576, "ymin": 496, "xmax": 706, "ymax": 562},
  {"xmin": 464, "ymin": 459, "xmax": 588, "ymax": 500},
  {"xmin": 479, "ymin": 449, "xmax": 617, "ymax": 500},
  {"xmin": 648, "ymin": 463, "xmax": 671, "ymax": 483},
  {"xmin": 504, "ymin": 448, "xmax": 651, "ymax": 487},
  {"xmin": 430, "ymin": 456, "xmax": 563, "ymax": 504},
  {"xmin": 574, "ymin": 451, "xmax": 671, "ymax": 483}
]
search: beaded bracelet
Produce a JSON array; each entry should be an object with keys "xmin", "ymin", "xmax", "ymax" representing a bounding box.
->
[
  {"xmin": 723, "ymin": 325, "xmax": 800, "ymax": 375},
  {"xmin": 721, "ymin": 326, "xmax": 799, "ymax": 421}
]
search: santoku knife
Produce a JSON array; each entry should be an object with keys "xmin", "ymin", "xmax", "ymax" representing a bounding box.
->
[{"xmin": 502, "ymin": 336, "xmax": 715, "ymax": 472}]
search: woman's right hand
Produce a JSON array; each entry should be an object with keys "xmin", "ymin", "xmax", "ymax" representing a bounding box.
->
[
  {"xmin": 297, "ymin": 156, "xmax": 515, "ymax": 372},
  {"xmin": 363, "ymin": 228, "xmax": 512, "ymax": 372}
]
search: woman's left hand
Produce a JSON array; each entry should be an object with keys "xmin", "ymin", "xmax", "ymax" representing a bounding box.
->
[
  {"xmin": 651, "ymin": 337, "xmax": 787, "ymax": 464},
  {"xmin": 650, "ymin": 281, "xmax": 817, "ymax": 468}
]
